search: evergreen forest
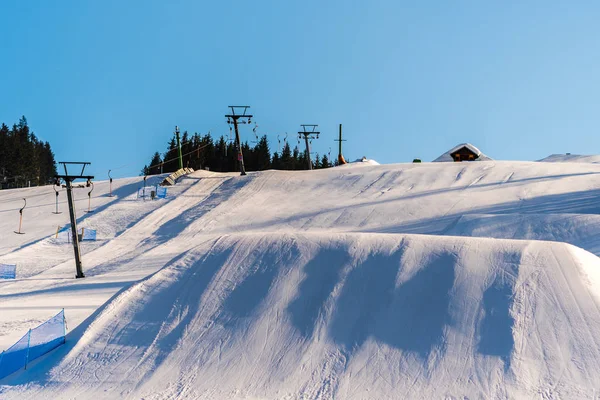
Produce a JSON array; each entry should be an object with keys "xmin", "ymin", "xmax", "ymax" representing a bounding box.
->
[
  {"xmin": 142, "ymin": 131, "xmax": 334, "ymax": 175},
  {"xmin": 0, "ymin": 116, "xmax": 58, "ymax": 189}
]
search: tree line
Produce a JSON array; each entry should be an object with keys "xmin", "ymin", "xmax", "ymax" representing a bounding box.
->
[
  {"xmin": 142, "ymin": 131, "xmax": 335, "ymax": 175},
  {"xmin": 0, "ymin": 116, "xmax": 57, "ymax": 189}
]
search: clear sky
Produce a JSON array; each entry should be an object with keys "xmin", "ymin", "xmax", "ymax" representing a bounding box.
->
[{"xmin": 2, "ymin": 1, "xmax": 600, "ymax": 179}]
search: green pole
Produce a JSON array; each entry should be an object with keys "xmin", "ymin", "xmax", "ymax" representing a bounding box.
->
[
  {"xmin": 175, "ymin": 126, "xmax": 183, "ymax": 170},
  {"xmin": 338, "ymin": 124, "xmax": 343, "ymax": 158}
]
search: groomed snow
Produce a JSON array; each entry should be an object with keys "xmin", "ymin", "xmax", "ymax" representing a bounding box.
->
[{"xmin": 1, "ymin": 160, "xmax": 600, "ymax": 398}]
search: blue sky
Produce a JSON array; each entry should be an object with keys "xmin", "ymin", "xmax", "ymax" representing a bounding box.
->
[{"xmin": 1, "ymin": 1, "xmax": 600, "ymax": 178}]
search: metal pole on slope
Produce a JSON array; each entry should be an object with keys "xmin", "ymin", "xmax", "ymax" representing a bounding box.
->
[
  {"xmin": 14, "ymin": 198, "xmax": 26, "ymax": 234},
  {"xmin": 65, "ymin": 179, "xmax": 84, "ymax": 278},
  {"xmin": 335, "ymin": 123, "xmax": 347, "ymax": 165},
  {"xmin": 108, "ymin": 170, "xmax": 113, "ymax": 197},
  {"xmin": 298, "ymin": 125, "xmax": 320, "ymax": 170},
  {"xmin": 86, "ymin": 181, "xmax": 94, "ymax": 213},
  {"xmin": 55, "ymin": 161, "xmax": 94, "ymax": 279},
  {"xmin": 53, "ymin": 181, "xmax": 62, "ymax": 214},
  {"xmin": 225, "ymin": 106, "xmax": 253, "ymax": 176},
  {"xmin": 175, "ymin": 126, "xmax": 183, "ymax": 170}
]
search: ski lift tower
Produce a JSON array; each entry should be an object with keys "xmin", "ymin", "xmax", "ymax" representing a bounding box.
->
[
  {"xmin": 298, "ymin": 124, "xmax": 320, "ymax": 170},
  {"xmin": 55, "ymin": 162, "xmax": 94, "ymax": 279},
  {"xmin": 225, "ymin": 106, "xmax": 253, "ymax": 176}
]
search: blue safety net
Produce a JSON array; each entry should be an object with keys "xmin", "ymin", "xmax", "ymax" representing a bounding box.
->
[
  {"xmin": 55, "ymin": 227, "xmax": 97, "ymax": 242},
  {"xmin": 0, "ymin": 310, "xmax": 66, "ymax": 380},
  {"xmin": 80, "ymin": 228, "xmax": 97, "ymax": 241},
  {"xmin": 156, "ymin": 186, "xmax": 167, "ymax": 198},
  {"xmin": 0, "ymin": 332, "xmax": 29, "ymax": 379},
  {"xmin": 138, "ymin": 185, "xmax": 167, "ymax": 199},
  {"xmin": 0, "ymin": 264, "xmax": 16, "ymax": 279}
]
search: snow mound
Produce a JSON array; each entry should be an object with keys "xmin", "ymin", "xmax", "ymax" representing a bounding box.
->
[
  {"xmin": 433, "ymin": 143, "xmax": 492, "ymax": 162},
  {"xmin": 350, "ymin": 156, "xmax": 380, "ymax": 165},
  {"xmin": 3, "ymin": 233, "xmax": 600, "ymax": 399},
  {"xmin": 538, "ymin": 154, "xmax": 600, "ymax": 163}
]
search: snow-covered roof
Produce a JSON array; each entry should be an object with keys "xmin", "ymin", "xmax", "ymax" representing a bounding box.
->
[
  {"xmin": 433, "ymin": 143, "xmax": 492, "ymax": 162},
  {"xmin": 351, "ymin": 157, "xmax": 380, "ymax": 165}
]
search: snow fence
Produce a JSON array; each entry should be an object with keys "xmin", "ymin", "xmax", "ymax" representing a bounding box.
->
[
  {"xmin": 55, "ymin": 227, "xmax": 97, "ymax": 243},
  {"xmin": 0, "ymin": 310, "xmax": 66, "ymax": 380},
  {"xmin": 0, "ymin": 264, "xmax": 16, "ymax": 279}
]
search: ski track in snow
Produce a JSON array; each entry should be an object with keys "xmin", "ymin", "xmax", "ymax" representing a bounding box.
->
[{"xmin": 2, "ymin": 162, "xmax": 600, "ymax": 398}]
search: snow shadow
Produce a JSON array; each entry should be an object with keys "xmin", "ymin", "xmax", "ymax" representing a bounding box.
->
[
  {"xmin": 329, "ymin": 249, "xmax": 403, "ymax": 351},
  {"xmin": 0, "ymin": 280, "xmax": 135, "ymax": 300},
  {"xmin": 225, "ymin": 172, "xmax": 600, "ymax": 234},
  {"xmin": 378, "ymin": 188, "xmax": 600, "ymax": 236},
  {"xmin": 287, "ymin": 248, "xmax": 351, "ymax": 338},
  {"xmin": 151, "ymin": 177, "xmax": 250, "ymax": 243},
  {"xmin": 74, "ymin": 175, "xmax": 165, "ymax": 225},
  {"xmin": 477, "ymin": 275, "xmax": 516, "ymax": 364},
  {"xmin": 375, "ymin": 252, "xmax": 456, "ymax": 358},
  {"xmin": 221, "ymin": 242, "xmax": 300, "ymax": 321},
  {"xmin": 0, "ymin": 249, "xmax": 217, "ymax": 386},
  {"xmin": 126, "ymin": 248, "xmax": 231, "ymax": 382}
]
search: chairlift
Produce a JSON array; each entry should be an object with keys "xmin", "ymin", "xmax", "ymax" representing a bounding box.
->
[{"xmin": 252, "ymin": 123, "xmax": 259, "ymax": 143}]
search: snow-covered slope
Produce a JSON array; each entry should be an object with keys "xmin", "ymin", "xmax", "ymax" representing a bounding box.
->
[
  {"xmin": 539, "ymin": 154, "xmax": 600, "ymax": 163},
  {"xmin": 5, "ymin": 233, "xmax": 600, "ymax": 399},
  {"xmin": 2, "ymin": 160, "xmax": 600, "ymax": 398}
]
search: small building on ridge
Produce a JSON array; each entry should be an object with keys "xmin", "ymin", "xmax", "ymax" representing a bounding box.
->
[{"xmin": 433, "ymin": 143, "xmax": 492, "ymax": 162}]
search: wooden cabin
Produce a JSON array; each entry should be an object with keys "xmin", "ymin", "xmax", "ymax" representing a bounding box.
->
[
  {"xmin": 432, "ymin": 143, "xmax": 491, "ymax": 163},
  {"xmin": 450, "ymin": 146, "xmax": 479, "ymax": 162}
]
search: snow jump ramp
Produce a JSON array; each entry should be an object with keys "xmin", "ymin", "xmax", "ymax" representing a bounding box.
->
[{"xmin": 3, "ymin": 232, "xmax": 600, "ymax": 399}]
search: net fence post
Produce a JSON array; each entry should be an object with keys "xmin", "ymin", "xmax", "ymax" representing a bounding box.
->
[
  {"xmin": 24, "ymin": 329, "xmax": 31, "ymax": 370},
  {"xmin": 62, "ymin": 309, "xmax": 67, "ymax": 344}
]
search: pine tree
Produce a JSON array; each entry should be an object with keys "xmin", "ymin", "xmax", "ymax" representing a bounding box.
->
[
  {"xmin": 163, "ymin": 136, "xmax": 179, "ymax": 173},
  {"xmin": 254, "ymin": 135, "xmax": 271, "ymax": 170},
  {"xmin": 148, "ymin": 152, "xmax": 162, "ymax": 175},
  {"xmin": 313, "ymin": 153, "xmax": 321, "ymax": 169},
  {"xmin": 292, "ymin": 146, "xmax": 301, "ymax": 170},
  {"xmin": 280, "ymin": 142, "xmax": 293, "ymax": 170},
  {"xmin": 0, "ymin": 117, "xmax": 57, "ymax": 189},
  {"xmin": 242, "ymin": 141, "xmax": 254, "ymax": 171},
  {"xmin": 271, "ymin": 152, "xmax": 281, "ymax": 170},
  {"xmin": 320, "ymin": 153, "xmax": 331, "ymax": 169}
]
